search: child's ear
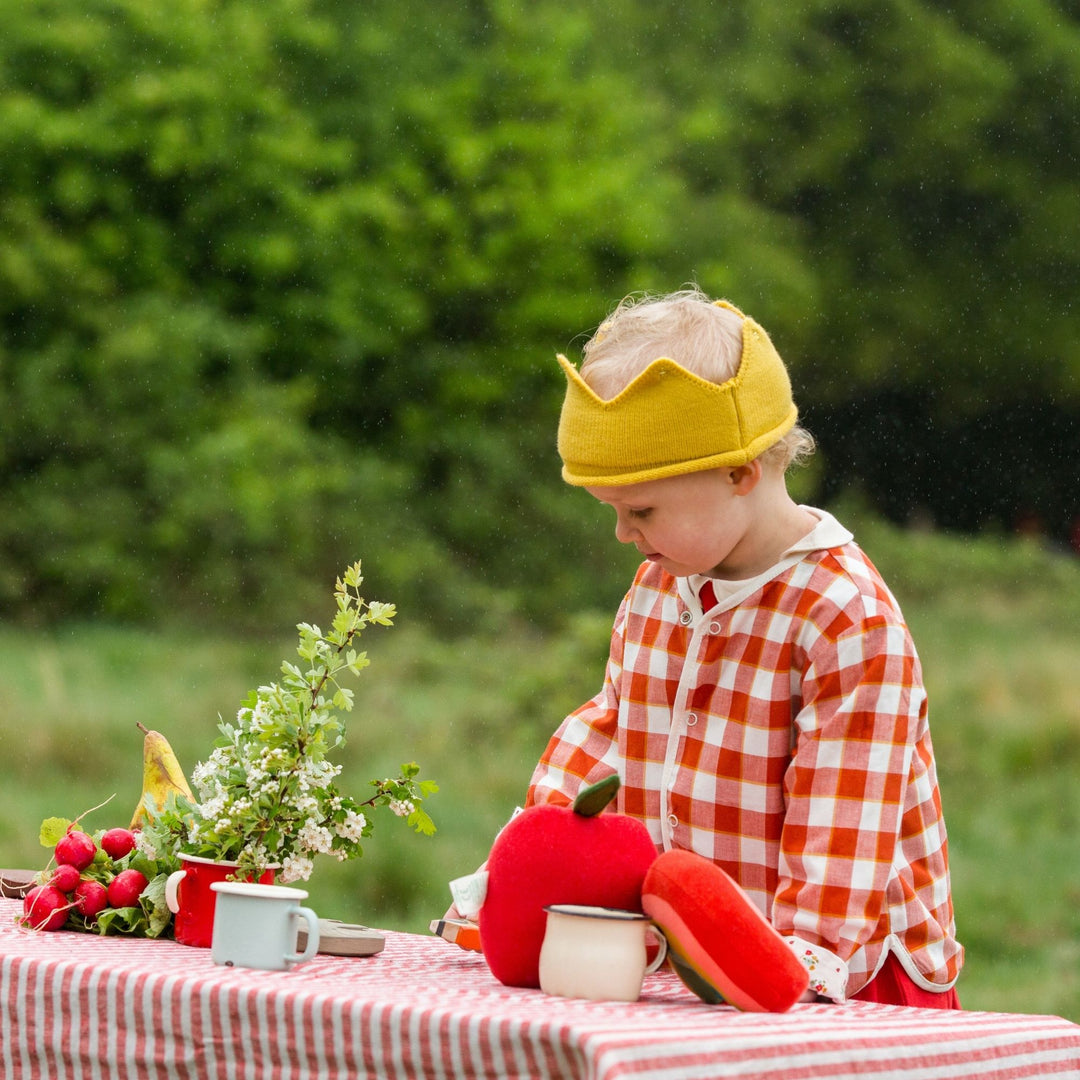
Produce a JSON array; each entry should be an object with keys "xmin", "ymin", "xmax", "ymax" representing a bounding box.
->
[{"xmin": 729, "ymin": 460, "xmax": 762, "ymax": 494}]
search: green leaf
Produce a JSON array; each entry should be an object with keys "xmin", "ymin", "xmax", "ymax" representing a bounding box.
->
[
  {"xmin": 39, "ymin": 817, "xmax": 71, "ymax": 847},
  {"xmin": 572, "ymin": 774, "xmax": 620, "ymax": 817},
  {"xmin": 129, "ymin": 853, "xmax": 158, "ymax": 879},
  {"xmin": 141, "ymin": 874, "xmax": 173, "ymax": 938},
  {"xmin": 408, "ymin": 808, "xmax": 437, "ymax": 836},
  {"xmin": 367, "ymin": 602, "xmax": 396, "ymax": 626},
  {"xmin": 96, "ymin": 906, "xmax": 149, "ymax": 937}
]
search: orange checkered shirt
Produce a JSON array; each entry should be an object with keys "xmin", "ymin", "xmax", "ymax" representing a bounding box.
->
[{"xmin": 527, "ymin": 511, "xmax": 962, "ymax": 998}]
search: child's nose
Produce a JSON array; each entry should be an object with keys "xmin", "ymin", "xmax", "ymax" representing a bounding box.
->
[{"xmin": 614, "ymin": 515, "xmax": 640, "ymax": 544}]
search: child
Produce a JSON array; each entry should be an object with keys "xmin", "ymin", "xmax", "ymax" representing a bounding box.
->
[{"xmin": 528, "ymin": 288, "xmax": 962, "ymax": 1006}]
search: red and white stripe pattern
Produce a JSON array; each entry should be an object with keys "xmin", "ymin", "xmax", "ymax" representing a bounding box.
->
[{"xmin": 1, "ymin": 900, "xmax": 1077, "ymax": 1079}]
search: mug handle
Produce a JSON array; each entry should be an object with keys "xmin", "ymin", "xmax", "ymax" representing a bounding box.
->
[
  {"xmin": 164, "ymin": 869, "xmax": 187, "ymax": 914},
  {"xmin": 644, "ymin": 924, "xmax": 669, "ymax": 974},
  {"xmin": 287, "ymin": 907, "xmax": 321, "ymax": 964}
]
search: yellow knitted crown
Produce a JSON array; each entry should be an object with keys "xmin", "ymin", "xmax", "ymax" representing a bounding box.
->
[{"xmin": 557, "ymin": 300, "xmax": 798, "ymax": 486}]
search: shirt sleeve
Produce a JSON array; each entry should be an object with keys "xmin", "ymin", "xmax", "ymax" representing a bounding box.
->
[
  {"xmin": 526, "ymin": 596, "xmax": 630, "ymax": 808},
  {"xmin": 784, "ymin": 937, "xmax": 849, "ymax": 1002},
  {"xmin": 773, "ymin": 611, "xmax": 925, "ymax": 972}
]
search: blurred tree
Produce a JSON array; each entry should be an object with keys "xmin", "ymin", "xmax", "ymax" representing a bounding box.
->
[
  {"xmin": 592, "ymin": 0, "xmax": 1080, "ymax": 536},
  {"xmin": 0, "ymin": 0, "xmax": 696, "ymax": 624},
  {"xmin": 0, "ymin": 0, "xmax": 364, "ymax": 619},
  {"xmin": 1, "ymin": 0, "xmax": 1077, "ymax": 629}
]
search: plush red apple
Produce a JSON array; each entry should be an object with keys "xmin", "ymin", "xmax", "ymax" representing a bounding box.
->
[{"xmin": 480, "ymin": 775, "xmax": 658, "ymax": 988}]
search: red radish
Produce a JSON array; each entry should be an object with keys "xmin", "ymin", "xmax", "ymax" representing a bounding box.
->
[
  {"xmin": 21, "ymin": 885, "xmax": 71, "ymax": 931},
  {"xmin": 100, "ymin": 828, "xmax": 137, "ymax": 860},
  {"xmin": 107, "ymin": 869, "xmax": 148, "ymax": 909},
  {"xmin": 55, "ymin": 829, "xmax": 96, "ymax": 871},
  {"xmin": 73, "ymin": 879, "xmax": 109, "ymax": 920},
  {"xmin": 50, "ymin": 864, "xmax": 82, "ymax": 893}
]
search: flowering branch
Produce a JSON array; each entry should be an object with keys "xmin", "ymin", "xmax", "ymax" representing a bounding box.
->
[{"xmin": 145, "ymin": 562, "xmax": 436, "ymax": 883}]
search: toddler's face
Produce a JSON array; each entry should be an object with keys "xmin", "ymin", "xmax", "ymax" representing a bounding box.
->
[{"xmin": 585, "ymin": 468, "xmax": 755, "ymax": 579}]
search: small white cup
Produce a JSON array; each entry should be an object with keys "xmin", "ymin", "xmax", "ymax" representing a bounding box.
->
[
  {"xmin": 538, "ymin": 904, "xmax": 668, "ymax": 1002},
  {"xmin": 209, "ymin": 882, "xmax": 320, "ymax": 971}
]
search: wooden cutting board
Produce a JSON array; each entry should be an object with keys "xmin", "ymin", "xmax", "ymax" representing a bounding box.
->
[
  {"xmin": 0, "ymin": 869, "xmax": 36, "ymax": 898},
  {"xmin": 296, "ymin": 919, "xmax": 385, "ymax": 957}
]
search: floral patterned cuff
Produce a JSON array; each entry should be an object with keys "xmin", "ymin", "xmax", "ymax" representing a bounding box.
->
[{"xmin": 783, "ymin": 937, "xmax": 848, "ymax": 1003}]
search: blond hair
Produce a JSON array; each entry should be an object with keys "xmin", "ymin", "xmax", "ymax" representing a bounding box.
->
[{"xmin": 579, "ymin": 287, "xmax": 815, "ymax": 472}]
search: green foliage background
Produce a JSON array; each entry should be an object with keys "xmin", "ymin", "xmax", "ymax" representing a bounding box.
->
[
  {"xmin": 2, "ymin": 0, "xmax": 1080, "ymax": 1022},
  {"xmin": 3, "ymin": 0, "xmax": 1078, "ymax": 628}
]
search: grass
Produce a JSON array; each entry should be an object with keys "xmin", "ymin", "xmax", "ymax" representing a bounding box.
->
[{"xmin": 1, "ymin": 512, "xmax": 1079, "ymax": 1021}]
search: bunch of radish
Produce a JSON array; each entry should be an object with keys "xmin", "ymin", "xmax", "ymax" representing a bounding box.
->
[{"xmin": 21, "ymin": 826, "xmax": 146, "ymax": 933}]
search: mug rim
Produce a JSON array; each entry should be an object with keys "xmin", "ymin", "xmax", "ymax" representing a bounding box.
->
[
  {"xmin": 543, "ymin": 904, "xmax": 650, "ymax": 921},
  {"xmin": 178, "ymin": 853, "xmax": 281, "ymax": 870},
  {"xmin": 210, "ymin": 882, "xmax": 308, "ymax": 901}
]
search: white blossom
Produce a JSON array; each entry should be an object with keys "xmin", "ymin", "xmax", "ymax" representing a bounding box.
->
[
  {"xmin": 336, "ymin": 810, "xmax": 368, "ymax": 841},
  {"xmin": 297, "ymin": 821, "xmax": 334, "ymax": 854},
  {"xmin": 191, "ymin": 757, "xmax": 228, "ymax": 800},
  {"xmin": 249, "ymin": 698, "xmax": 273, "ymax": 731},
  {"xmin": 198, "ymin": 795, "xmax": 227, "ymax": 822},
  {"xmin": 191, "ymin": 760, "xmax": 215, "ymax": 786},
  {"xmin": 280, "ymin": 854, "xmax": 314, "ymax": 883},
  {"xmin": 135, "ymin": 830, "xmax": 159, "ymax": 860}
]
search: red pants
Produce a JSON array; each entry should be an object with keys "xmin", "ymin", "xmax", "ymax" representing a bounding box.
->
[{"xmin": 851, "ymin": 952, "xmax": 961, "ymax": 1009}]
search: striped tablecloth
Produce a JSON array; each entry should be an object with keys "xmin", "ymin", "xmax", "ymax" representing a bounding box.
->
[{"xmin": 2, "ymin": 898, "xmax": 1079, "ymax": 1080}]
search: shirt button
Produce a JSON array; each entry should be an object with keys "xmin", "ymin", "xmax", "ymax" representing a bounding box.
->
[
  {"xmin": 667, "ymin": 813, "xmax": 679, "ymax": 828},
  {"xmin": 708, "ymin": 621, "xmax": 721, "ymax": 635},
  {"xmin": 679, "ymin": 610, "xmax": 693, "ymax": 625},
  {"xmin": 686, "ymin": 713, "xmax": 698, "ymax": 726}
]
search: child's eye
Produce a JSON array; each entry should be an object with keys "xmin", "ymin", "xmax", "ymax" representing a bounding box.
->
[{"xmin": 628, "ymin": 508, "xmax": 652, "ymax": 520}]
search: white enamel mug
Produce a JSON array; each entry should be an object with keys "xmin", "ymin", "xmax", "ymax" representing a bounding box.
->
[
  {"xmin": 209, "ymin": 882, "xmax": 320, "ymax": 971},
  {"xmin": 538, "ymin": 904, "xmax": 668, "ymax": 1002}
]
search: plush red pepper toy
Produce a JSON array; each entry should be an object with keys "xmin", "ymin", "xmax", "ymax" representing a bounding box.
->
[
  {"xmin": 480, "ymin": 775, "xmax": 657, "ymax": 988},
  {"xmin": 642, "ymin": 849, "xmax": 809, "ymax": 1011}
]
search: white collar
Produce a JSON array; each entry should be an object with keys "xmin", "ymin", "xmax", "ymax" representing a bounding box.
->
[{"xmin": 677, "ymin": 507, "xmax": 854, "ymax": 616}]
